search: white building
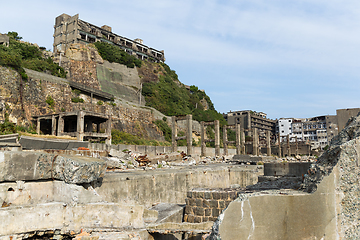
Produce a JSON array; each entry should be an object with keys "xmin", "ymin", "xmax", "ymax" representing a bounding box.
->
[{"xmin": 276, "ymin": 115, "xmax": 337, "ymax": 150}]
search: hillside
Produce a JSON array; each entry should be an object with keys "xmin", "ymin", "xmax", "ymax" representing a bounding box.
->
[{"xmin": 0, "ymin": 32, "xmax": 229, "ymax": 145}]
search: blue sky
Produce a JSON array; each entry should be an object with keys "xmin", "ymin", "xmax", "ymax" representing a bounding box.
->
[{"xmin": 1, "ymin": 0, "xmax": 360, "ymax": 119}]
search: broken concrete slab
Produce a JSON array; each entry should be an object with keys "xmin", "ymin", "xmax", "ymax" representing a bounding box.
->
[
  {"xmin": 0, "ymin": 151, "xmax": 106, "ymax": 184},
  {"xmin": 19, "ymin": 135, "xmax": 89, "ymax": 150},
  {"xmin": 263, "ymin": 162, "xmax": 311, "ymax": 177},
  {"xmin": 150, "ymin": 203, "xmax": 185, "ymax": 223},
  {"xmin": 0, "ymin": 202, "xmax": 144, "ymax": 237}
]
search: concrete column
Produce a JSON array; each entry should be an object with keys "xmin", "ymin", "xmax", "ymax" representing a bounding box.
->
[
  {"xmin": 201, "ymin": 121, "xmax": 206, "ymax": 157},
  {"xmin": 77, "ymin": 110, "xmax": 85, "ymax": 141},
  {"xmin": 36, "ymin": 118, "xmax": 40, "ymax": 135},
  {"xmin": 253, "ymin": 128, "xmax": 258, "ymax": 156},
  {"xmin": 215, "ymin": 120, "xmax": 220, "ymax": 156},
  {"xmin": 235, "ymin": 124, "xmax": 241, "ymax": 155},
  {"xmin": 295, "ymin": 137, "xmax": 298, "ymax": 156},
  {"xmin": 171, "ymin": 116, "xmax": 177, "ymax": 153},
  {"xmin": 223, "ymin": 126, "xmax": 228, "ymax": 156},
  {"xmin": 186, "ymin": 115, "xmax": 192, "ymax": 155},
  {"xmin": 51, "ymin": 115, "xmax": 57, "ymax": 136},
  {"xmin": 241, "ymin": 128, "xmax": 245, "ymax": 154},
  {"xmin": 278, "ymin": 133, "xmax": 282, "ymax": 158},
  {"xmin": 105, "ymin": 115, "xmax": 112, "ymax": 145},
  {"xmin": 266, "ymin": 130, "xmax": 271, "ymax": 156},
  {"xmin": 57, "ymin": 113, "xmax": 64, "ymax": 136},
  {"xmin": 287, "ymin": 134, "xmax": 291, "ymax": 156}
]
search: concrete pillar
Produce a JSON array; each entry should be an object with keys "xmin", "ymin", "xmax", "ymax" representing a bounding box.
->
[
  {"xmin": 57, "ymin": 114, "xmax": 64, "ymax": 136},
  {"xmin": 215, "ymin": 120, "xmax": 220, "ymax": 156},
  {"xmin": 77, "ymin": 110, "xmax": 85, "ymax": 141},
  {"xmin": 171, "ymin": 116, "xmax": 177, "ymax": 153},
  {"xmin": 51, "ymin": 115, "xmax": 57, "ymax": 136},
  {"xmin": 201, "ymin": 121, "xmax": 206, "ymax": 157},
  {"xmin": 223, "ymin": 126, "xmax": 228, "ymax": 156},
  {"xmin": 266, "ymin": 130, "xmax": 271, "ymax": 156},
  {"xmin": 186, "ymin": 115, "xmax": 192, "ymax": 155},
  {"xmin": 278, "ymin": 133, "xmax": 282, "ymax": 158},
  {"xmin": 253, "ymin": 128, "xmax": 258, "ymax": 156},
  {"xmin": 235, "ymin": 124, "xmax": 241, "ymax": 155},
  {"xmin": 287, "ymin": 134, "xmax": 291, "ymax": 156},
  {"xmin": 241, "ymin": 128, "xmax": 245, "ymax": 154},
  {"xmin": 36, "ymin": 118, "xmax": 40, "ymax": 135},
  {"xmin": 105, "ymin": 115, "xmax": 112, "ymax": 145},
  {"xmin": 295, "ymin": 137, "xmax": 298, "ymax": 156}
]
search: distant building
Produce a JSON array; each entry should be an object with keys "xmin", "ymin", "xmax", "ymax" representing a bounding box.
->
[
  {"xmin": 276, "ymin": 115, "xmax": 338, "ymax": 150},
  {"xmin": 53, "ymin": 14, "xmax": 165, "ymax": 63},
  {"xmin": 0, "ymin": 34, "xmax": 9, "ymax": 47},
  {"xmin": 223, "ymin": 110, "xmax": 276, "ymax": 135}
]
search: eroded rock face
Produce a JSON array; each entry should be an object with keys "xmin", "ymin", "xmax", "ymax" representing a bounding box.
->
[{"xmin": 0, "ymin": 151, "xmax": 106, "ymax": 184}]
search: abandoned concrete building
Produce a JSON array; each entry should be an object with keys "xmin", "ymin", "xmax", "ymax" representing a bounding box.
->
[
  {"xmin": 0, "ymin": 34, "xmax": 9, "ymax": 47},
  {"xmin": 53, "ymin": 13, "xmax": 165, "ymax": 62},
  {"xmin": 223, "ymin": 110, "xmax": 276, "ymax": 137},
  {"xmin": 276, "ymin": 115, "xmax": 338, "ymax": 150},
  {"xmin": 32, "ymin": 110, "xmax": 111, "ymax": 144}
]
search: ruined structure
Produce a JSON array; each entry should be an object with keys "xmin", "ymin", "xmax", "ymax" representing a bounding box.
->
[
  {"xmin": 207, "ymin": 113, "xmax": 360, "ymax": 239},
  {"xmin": 53, "ymin": 14, "xmax": 165, "ymax": 62},
  {"xmin": 32, "ymin": 110, "xmax": 112, "ymax": 144},
  {"xmin": 0, "ymin": 34, "xmax": 9, "ymax": 47}
]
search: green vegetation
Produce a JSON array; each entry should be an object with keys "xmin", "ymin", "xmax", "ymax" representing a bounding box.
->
[
  {"xmin": 45, "ymin": 95, "xmax": 55, "ymax": 108},
  {"xmin": 142, "ymin": 63, "xmax": 226, "ymax": 125},
  {"xmin": 0, "ymin": 116, "xmax": 36, "ymax": 135},
  {"xmin": 111, "ymin": 129, "xmax": 170, "ymax": 146},
  {"xmin": 94, "ymin": 41, "xmax": 142, "ymax": 68},
  {"xmin": 154, "ymin": 119, "xmax": 172, "ymax": 142},
  {"xmin": 97, "ymin": 100, "xmax": 103, "ymax": 105},
  {"xmin": 0, "ymin": 32, "xmax": 66, "ymax": 78},
  {"xmin": 71, "ymin": 97, "xmax": 84, "ymax": 103}
]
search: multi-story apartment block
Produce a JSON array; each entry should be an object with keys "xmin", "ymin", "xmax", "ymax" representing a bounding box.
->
[
  {"xmin": 276, "ymin": 115, "xmax": 338, "ymax": 150},
  {"xmin": 223, "ymin": 110, "xmax": 276, "ymax": 136},
  {"xmin": 53, "ymin": 14, "xmax": 165, "ymax": 62}
]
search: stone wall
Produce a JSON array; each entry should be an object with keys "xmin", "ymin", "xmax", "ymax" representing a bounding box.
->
[{"xmin": 184, "ymin": 188, "xmax": 243, "ymax": 223}]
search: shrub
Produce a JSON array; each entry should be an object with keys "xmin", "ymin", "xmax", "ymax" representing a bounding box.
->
[
  {"xmin": 46, "ymin": 95, "xmax": 55, "ymax": 107},
  {"xmin": 71, "ymin": 97, "xmax": 84, "ymax": 103},
  {"xmin": 97, "ymin": 100, "xmax": 103, "ymax": 105},
  {"xmin": 94, "ymin": 42, "xmax": 142, "ymax": 68}
]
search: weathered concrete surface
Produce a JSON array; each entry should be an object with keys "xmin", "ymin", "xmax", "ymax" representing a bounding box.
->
[
  {"xmin": 263, "ymin": 162, "xmax": 311, "ymax": 176},
  {"xmin": 150, "ymin": 203, "xmax": 185, "ymax": 223},
  {"xmin": 0, "ymin": 151, "xmax": 106, "ymax": 184},
  {"xmin": 20, "ymin": 135, "xmax": 90, "ymax": 150},
  {"xmin": 97, "ymin": 164, "xmax": 262, "ymax": 208},
  {"xmin": 216, "ymin": 171, "xmax": 337, "ymax": 240},
  {"xmin": 209, "ymin": 113, "xmax": 360, "ymax": 239},
  {"xmin": 0, "ymin": 203, "xmax": 144, "ymax": 236}
]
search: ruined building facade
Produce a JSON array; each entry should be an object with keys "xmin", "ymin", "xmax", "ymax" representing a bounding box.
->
[
  {"xmin": 53, "ymin": 14, "xmax": 165, "ymax": 62},
  {"xmin": 276, "ymin": 115, "xmax": 338, "ymax": 150},
  {"xmin": 223, "ymin": 110, "xmax": 276, "ymax": 136}
]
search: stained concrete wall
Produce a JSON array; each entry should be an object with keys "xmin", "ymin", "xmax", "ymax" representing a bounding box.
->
[
  {"xmin": 217, "ymin": 170, "xmax": 338, "ymax": 240},
  {"xmin": 97, "ymin": 164, "xmax": 262, "ymax": 208}
]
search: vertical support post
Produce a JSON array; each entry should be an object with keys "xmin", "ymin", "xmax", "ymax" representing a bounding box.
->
[
  {"xmin": 223, "ymin": 125, "xmax": 228, "ymax": 156},
  {"xmin": 57, "ymin": 113, "xmax": 64, "ymax": 136},
  {"xmin": 266, "ymin": 130, "xmax": 271, "ymax": 156},
  {"xmin": 253, "ymin": 128, "xmax": 258, "ymax": 156},
  {"xmin": 186, "ymin": 114, "xmax": 192, "ymax": 155},
  {"xmin": 236, "ymin": 124, "xmax": 241, "ymax": 155},
  {"xmin": 295, "ymin": 137, "xmax": 298, "ymax": 156},
  {"xmin": 105, "ymin": 115, "xmax": 112, "ymax": 145},
  {"xmin": 201, "ymin": 121, "xmax": 206, "ymax": 157},
  {"xmin": 51, "ymin": 115, "xmax": 57, "ymax": 136},
  {"xmin": 36, "ymin": 118, "xmax": 40, "ymax": 135},
  {"xmin": 171, "ymin": 116, "xmax": 177, "ymax": 153},
  {"xmin": 77, "ymin": 110, "xmax": 85, "ymax": 141},
  {"xmin": 278, "ymin": 133, "xmax": 282, "ymax": 158},
  {"xmin": 241, "ymin": 128, "xmax": 245, "ymax": 154},
  {"xmin": 214, "ymin": 120, "xmax": 220, "ymax": 156},
  {"xmin": 287, "ymin": 134, "xmax": 291, "ymax": 156}
]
